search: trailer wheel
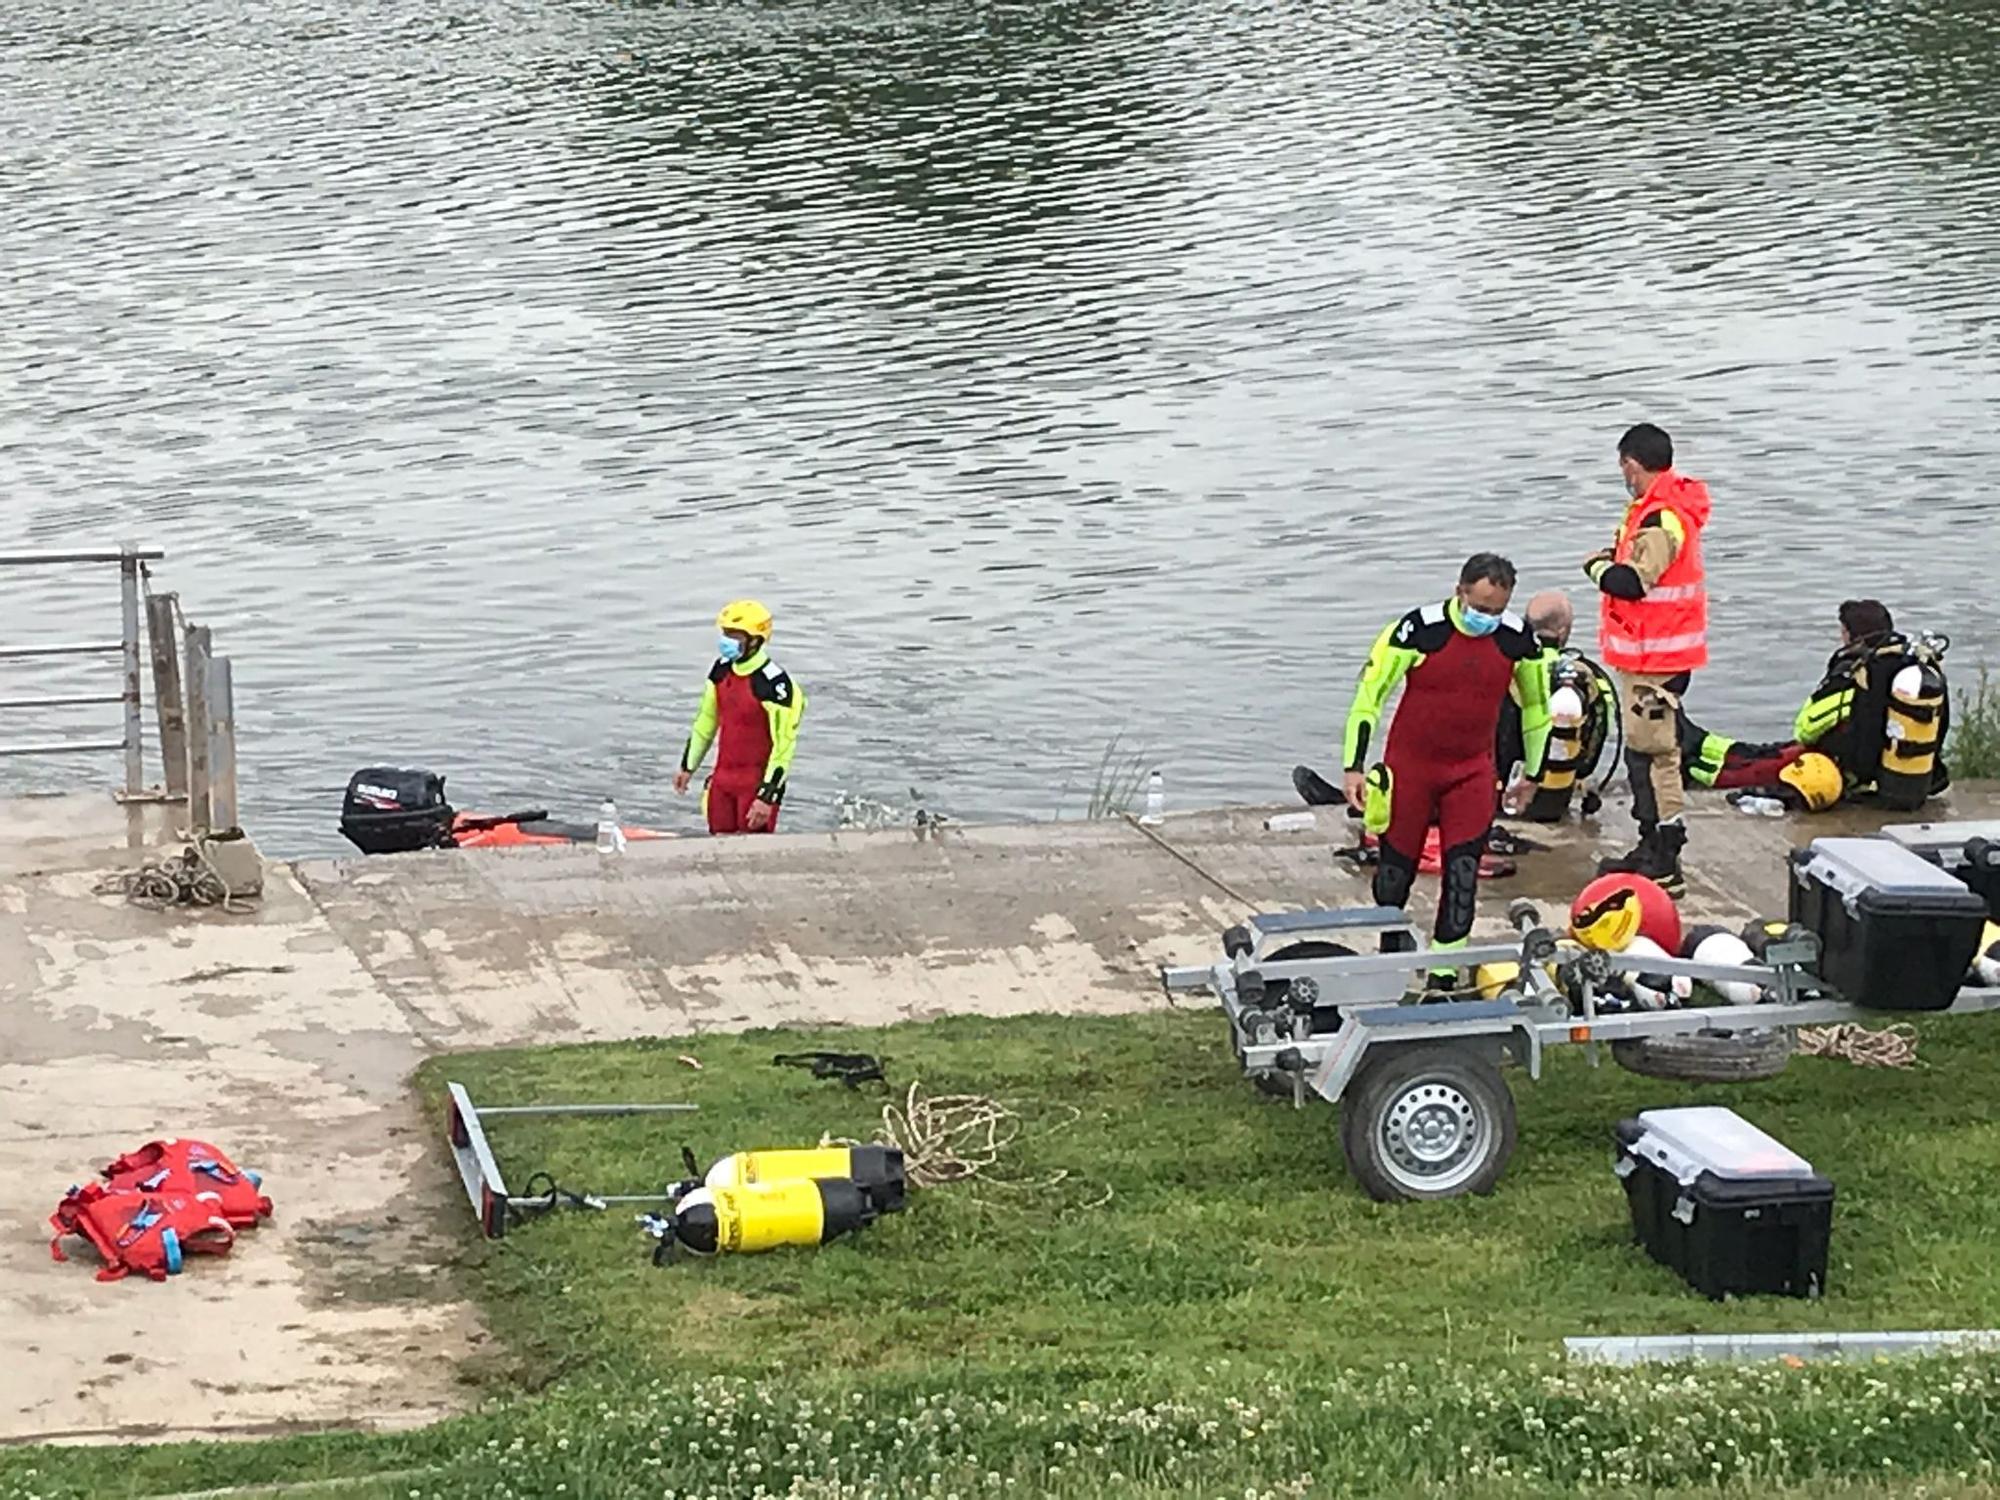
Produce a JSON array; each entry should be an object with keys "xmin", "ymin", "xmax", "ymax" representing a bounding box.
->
[
  {"xmin": 1340, "ymin": 1043, "xmax": 1517, "ymax": 1201},
  {"xmin": 1252, "ymin": 941, "xmax": 1351, "ymax": 1098},
  {"xmin": 1611, "ymin": 1028, "xmax": 1795, "ymax": 1083}
]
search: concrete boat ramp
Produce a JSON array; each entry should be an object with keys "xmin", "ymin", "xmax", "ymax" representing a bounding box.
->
[{"xmin": 4, "ymin": 786, "xmax": 1995, "ymax": 1444}]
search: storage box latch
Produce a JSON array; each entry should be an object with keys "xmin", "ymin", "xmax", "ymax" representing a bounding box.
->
[{"xmin": 1671, "ymin": 1195, "xmax": 1696, "ymax": 1227}]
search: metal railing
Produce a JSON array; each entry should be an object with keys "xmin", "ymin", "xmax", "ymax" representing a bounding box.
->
[{"xmin": 1, "ymin": 543, "xmax": 239, "ymax": 839}]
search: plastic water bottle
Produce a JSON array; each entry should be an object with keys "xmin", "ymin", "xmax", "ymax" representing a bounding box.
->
[
  {"xmin": 1139, "ymin": 769, "xmax": 1165, "ymax": 826},
  {"xmin": 1734, "ymin": 794, "xmax": 1786, "ymax": 818},
  {"xmin": 596, "ymin": 798, "xmax": 624, "ymax": 854},
  {"xmin": 1265, "ymin": 811, "xmax": 1317, "ymax": 834}
]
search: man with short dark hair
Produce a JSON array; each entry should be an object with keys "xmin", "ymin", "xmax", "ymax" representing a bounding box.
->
[
  {"xmin": 1584, "ymin": 423, "xmax": 1712, "ymax": 898},
  {"xmin": 1342, "ymin": 553, "xmax": 1551, "ymax": 982}
]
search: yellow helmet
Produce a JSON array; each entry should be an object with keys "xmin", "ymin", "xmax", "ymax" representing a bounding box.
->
[
  {"xmin": 1778, "ymin": 751, "xmax": 1843, "ymax": 812},
  {"xmin": 1570, "ymin": 878, "xmax": 1644, "ymax": 953},
  {"xmin": 716, "ymin": 599, "xmax": 774, "ymax": 639}
]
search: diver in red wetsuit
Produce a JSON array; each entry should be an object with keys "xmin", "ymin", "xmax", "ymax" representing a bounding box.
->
[
  {"xmin": 672, "ymin": 600, "xmax": 807, "ymax": 835},
  {"xmin": 1341, "ymin": 554, "xmax": 1551, "ymax": 982}
]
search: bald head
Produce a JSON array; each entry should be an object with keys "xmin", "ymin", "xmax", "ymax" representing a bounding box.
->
[{"xmin": 1525, "ymin": 590, "xmax": 1573, "ymax": 648}]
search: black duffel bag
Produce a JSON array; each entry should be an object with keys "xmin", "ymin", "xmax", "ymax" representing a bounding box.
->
[{"xmin": 339, "ymin": 767, "xmax": 456, "ymax": 854}]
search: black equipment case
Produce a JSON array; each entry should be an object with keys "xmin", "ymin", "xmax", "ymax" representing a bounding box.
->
[
  {"xmin": 1613, "ymin": 1106, "xmax": 1833, "ymax": 1301},
  {"xmin": 339, "ymin": 767, "xmax": 456, "ymax": 854},
  {"xmin": 1879, "ymin": 820, "xmax": 2000, "ymax": 922},
  {"xmin": 1787, "ymin": 836, "xmax": 1988, "ymax": 1010}
]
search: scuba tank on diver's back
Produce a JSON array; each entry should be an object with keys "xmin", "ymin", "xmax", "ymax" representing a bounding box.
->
[
  {"xmin": 1519, "ymin": 651, "xmax": 1612, "ymax": 823},
  {"xmin": 1877, "ymin": 632, "xmax": 1950, "ymax": 812}
]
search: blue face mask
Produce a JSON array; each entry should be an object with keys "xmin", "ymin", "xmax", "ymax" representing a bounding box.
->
[
  {"xmin": 1459, "ymin": 604, "xmax": 1503, "ymax": 638},
  {"xmin": 717, "ymin": 637, "xmax": 743, "ymax": 663}
]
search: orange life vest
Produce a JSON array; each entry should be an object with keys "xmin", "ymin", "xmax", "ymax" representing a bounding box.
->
[{"xmin": 1600, "ymin": 470, "xmax": 1711, "ymax": 674}]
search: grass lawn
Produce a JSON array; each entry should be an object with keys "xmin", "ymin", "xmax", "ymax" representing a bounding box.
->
[{"xmin": 10, "ymin": 1008, "xmax": 2000, "ymax": 1498}]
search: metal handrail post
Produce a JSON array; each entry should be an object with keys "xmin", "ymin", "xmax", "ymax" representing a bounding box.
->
[{"xmin": 118, "ymin": 544, "xmax": 145, "ymax": 848}]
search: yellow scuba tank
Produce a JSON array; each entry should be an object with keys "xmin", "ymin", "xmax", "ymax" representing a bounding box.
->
[
  {"xmin": 647, "ymin": 1176, "xmax": 877, "ymax": 1262},
  {"xmin": 1538, "ymin": 685, "xmax": 1585, "ymax": 798},
  {"xmin": 1522, "ymin": 655, "xmax": 1610, "ymax": 822},
  {"xmin": 1876, "ymin": 647, "xmax": 1948, "ymax": 811},
  {"xmin": 704, "ymin": 1145, "xmax": 906, "ymax": 1214}
]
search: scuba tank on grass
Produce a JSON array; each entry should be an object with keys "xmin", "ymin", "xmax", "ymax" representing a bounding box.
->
[
  {"xmin": 639, "ymin": 1144, "xmax": 908, "ymax": 1264},
  {"xmin": 641, "ymin": 1177, "xmax": 879, "ymax": 1263},
  {"xmin": 701, "ymin": 1143, "xmax": 905, "ymax": 1213}
]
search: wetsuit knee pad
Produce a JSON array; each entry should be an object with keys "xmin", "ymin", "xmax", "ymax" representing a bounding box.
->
[
  {"xmin": 1436, "ymin": 839, "xmax": 1485, "ymax": 945},
  {"xmin": 1372, "ymin": 840, "xmax": 1418, "ymax": 910}
]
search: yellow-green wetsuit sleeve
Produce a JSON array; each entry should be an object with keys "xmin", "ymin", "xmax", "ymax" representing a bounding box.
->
[
  {"xmin": 1511, "ymin": 654, "xmax": 1552, "ymax": 779},
  {"xmin": 1343, "ymin": 620, "xmax": 1419, "ymax": 772},
  {"xmin": 681, "ymin": 679, "xmax": 719, "ymax": 774},
  {"xmin": 752, "ymin": 669, "xmax": 806, "ymax": 804},
  {"xmin": 1795, "ymin": 681, "xmax": 1853, "ymax": 746}
]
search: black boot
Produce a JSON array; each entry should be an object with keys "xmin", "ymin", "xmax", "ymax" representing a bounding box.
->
[
  {"xmin": 1651, "ymin": 820, "xmax": 1688, "ymax": 899},
  {"xmin": 1597, "ymin": 820, "xmax": 1686, "ymax": 899}
]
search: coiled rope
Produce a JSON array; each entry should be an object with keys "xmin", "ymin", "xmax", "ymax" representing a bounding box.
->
[
  {"xmin": 847, "ymin": 1081, "xmax": 1112, "ymax": 1209},
  {"xmin": 1797, "ymin": 1022, "xmax": 1920, "ymax": 1069},
  {"xmin": 95, "ymin": 842, "xmax": 257, "ymax": 914}
]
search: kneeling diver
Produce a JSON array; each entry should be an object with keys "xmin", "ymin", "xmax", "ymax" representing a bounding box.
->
[
  {"xmin": 1678, "ymin": 598, "xmax": 1951, "ymax": 812},
  {"xmin": 1495, "ymin": 590, "xmax": 1616, "ymax": 825}
]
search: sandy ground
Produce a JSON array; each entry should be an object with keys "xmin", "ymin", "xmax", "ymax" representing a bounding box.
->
[{"xmin": 4, "ymin": 784, "xmax": 1993, "ymax": 1444}]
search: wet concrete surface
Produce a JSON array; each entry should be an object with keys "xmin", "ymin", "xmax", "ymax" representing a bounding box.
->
[{"xmin": 5, "ymin": 783, "xmax": 1998, "ymax": 1443}]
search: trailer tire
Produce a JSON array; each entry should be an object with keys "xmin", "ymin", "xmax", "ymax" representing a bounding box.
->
[
  {"xmin": 1610, "ymin": 1028, "xmax": 1795, "ymax": 1083},
  {"xmin": 1252, "ymin": 941, "xmax": 1350, "ymax": 1098},
  {"xmin": 1340, "ymin": 1043, "xmax": 1517, "ymax": 1201}
]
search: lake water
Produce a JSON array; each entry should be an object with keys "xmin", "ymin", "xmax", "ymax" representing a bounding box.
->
[{"xmin": 5, "ymin": 0, "xmax": 1999, "ymax": 856}]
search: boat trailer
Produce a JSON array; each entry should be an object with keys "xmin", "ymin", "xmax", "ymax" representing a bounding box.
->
[{"xmin": 1160, "ymin": 899, "xmax": 2000, "ymax": 1203}]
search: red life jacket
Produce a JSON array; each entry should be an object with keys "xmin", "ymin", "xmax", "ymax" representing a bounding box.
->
[
  {"xmin": 49, "ymin": 1183, "xmax": 237, "ymax": 1283},
  {"xmin": 1600, "ymin": 471, "xmax": 1712, "ymax": 674},
  {"xmin": 100, "ymin": 1138, "xmax": 272, "ymax": 1228}
]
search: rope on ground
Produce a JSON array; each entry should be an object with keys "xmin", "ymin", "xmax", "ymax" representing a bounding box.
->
[
  {"xmin": 846, "ymin": 1080, "xmax": 1113, "ymax": 1211},
  {"xmin": 94, "ymin": 841, "xmax": 259, "ymax": 914},
  {"xmin": 1120, "ymin": 812, "xmax": 1259, "ymax": 909},
  {"xmin": 1797, "ymin": 1022, "xmax": 1921, "ymax": 1069}
]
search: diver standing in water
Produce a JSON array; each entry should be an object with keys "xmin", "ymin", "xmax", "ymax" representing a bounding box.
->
[
  {"xmin": 673, "ymin": 600, "xmax": 806, "ymax": 835},
  {"xmin": 1585, "ymin": 423, "xmax": 1711, "ymax": 898},
  {"xmin": 1342, "ymin": 554, "xmax": 1550, "ymax": 985}
]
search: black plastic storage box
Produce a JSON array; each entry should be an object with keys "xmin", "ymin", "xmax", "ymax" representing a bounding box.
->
[
  {"xmin": 1879, "ymin": 820, "xmax": 2000, "ymax": 922},
  {"xmin": 1613, "ymin": 1106, "xmax": 1833, "ymax": 1300},
  {"xmin": 1787, "ymin": 836, "xmax": 1987, "ymax": 1010}
]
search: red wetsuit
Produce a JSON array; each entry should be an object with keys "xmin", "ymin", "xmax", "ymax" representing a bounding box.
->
[
  {"xmin": 709, "ymin": 661, "xmax": 778, "ymax": 833},
  {"xmin": 682, "ymin": 652, "xmax": 806, "ymax": 836},
  {"xmin": 1344, "ymin": 601, "xmax": 1547, "ymax": 946}
]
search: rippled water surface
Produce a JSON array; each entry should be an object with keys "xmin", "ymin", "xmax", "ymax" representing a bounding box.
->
[{"xmin": 5, "ymin": 0, "xmax": 2000, "ymax": 855}]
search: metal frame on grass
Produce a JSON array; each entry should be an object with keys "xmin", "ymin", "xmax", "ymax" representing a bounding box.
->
[{"xmin": 445, "ymin": 1081, "xmax": 699, "ymax": 1239}]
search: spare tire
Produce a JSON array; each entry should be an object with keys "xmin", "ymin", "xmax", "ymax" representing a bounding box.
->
[{"xmin": 1611, "ymin": 1027, "xmax": 1795, "ymax": 1083}]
